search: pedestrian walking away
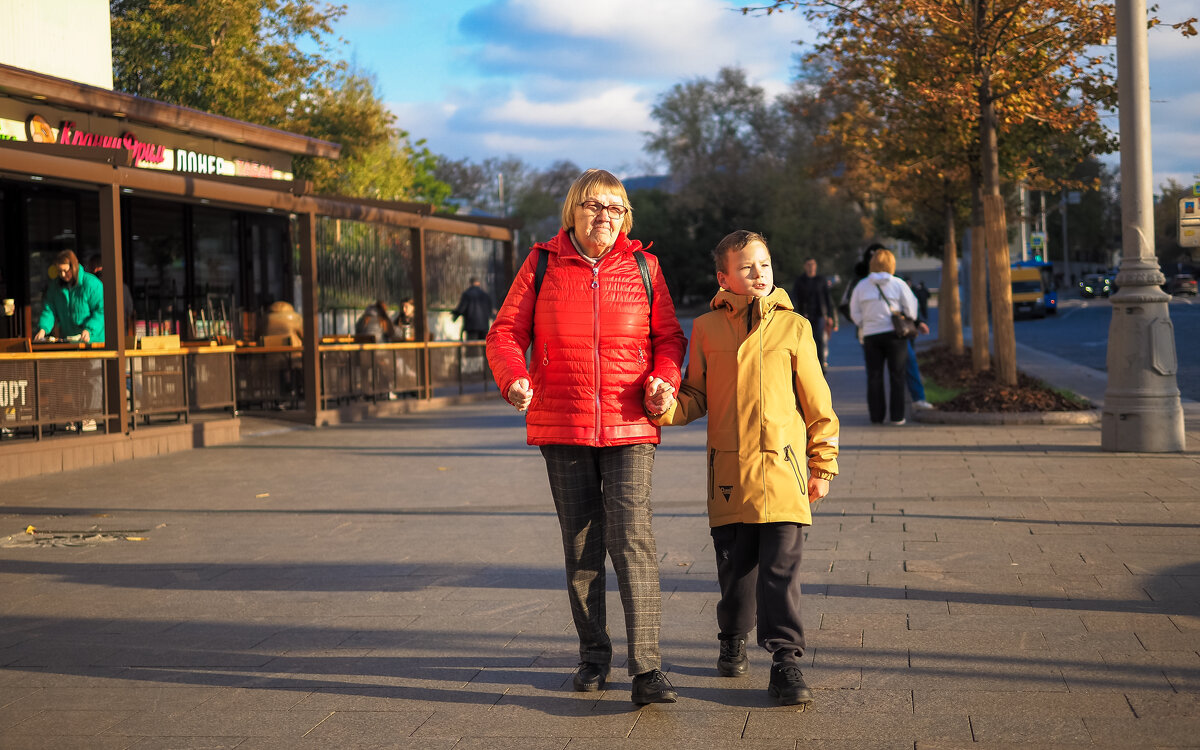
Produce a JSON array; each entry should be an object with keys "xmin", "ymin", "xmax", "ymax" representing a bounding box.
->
[
  {"xmin": 486, "ymin": 168, "xmax": 688, "ymax": 705},
  {"xmin": 649, "ymin": 230, "xmax": 840, "ymax": 706},
  {"xmin": 849, "ymin": 247, "xmax": 919, "ymax": 425}
]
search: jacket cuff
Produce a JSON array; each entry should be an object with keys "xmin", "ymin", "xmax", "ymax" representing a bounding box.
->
[{"xmin": 810, "ymin": 468, "xmax": 836, "ymax": 481}]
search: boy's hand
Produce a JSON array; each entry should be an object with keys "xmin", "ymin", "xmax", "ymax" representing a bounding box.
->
[
  {"xmin": 507, "ymin": 378, "xmax": 533, "ymax": 412},
  {"xmin": 644, "ymin": 377, "xmax": 675, "ymax": 416},
  {"xmin": 808, "ymin": 477, "xmax": 830, "ymax": 502}
]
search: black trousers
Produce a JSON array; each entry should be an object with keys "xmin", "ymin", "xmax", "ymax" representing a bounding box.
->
[
  {"xmin": 711, "ymin": 522, "xmax": 806, "ymax": 665},
  {"xmin": 862, "ymin": 331, "xmax": 909, "ymax": 423}
]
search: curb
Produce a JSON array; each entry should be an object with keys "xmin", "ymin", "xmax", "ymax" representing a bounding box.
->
[{"xmin": 912, "ymin": 408, "xmax": 1102, "ymax": 425}]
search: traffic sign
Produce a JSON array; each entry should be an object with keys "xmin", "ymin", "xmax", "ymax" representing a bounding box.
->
[{"xmin": 1181, "ymin": 197, "xmax": 1200, "ymax": 248}]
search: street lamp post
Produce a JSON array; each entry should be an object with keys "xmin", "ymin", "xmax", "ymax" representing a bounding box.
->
[{"xmin": 1102, "ymin": 0, "xmax": 1186, "ymax": 452}]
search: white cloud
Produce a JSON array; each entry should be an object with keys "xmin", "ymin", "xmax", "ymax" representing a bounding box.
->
[{"xmin": 482, "ymin": 86, "xmax": 654, "ymax": 132}]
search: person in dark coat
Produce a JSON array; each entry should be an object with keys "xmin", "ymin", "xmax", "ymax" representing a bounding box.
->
[
  {"xmin": 452, "ymin": 278, "xmax": 493, "ymax": 340},
  {"xmin": 791, "ymin": 258, "xmax": 837, "ymax": 371}
]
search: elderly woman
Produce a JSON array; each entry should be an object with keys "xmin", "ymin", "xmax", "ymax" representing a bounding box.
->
[
  {"xmin": 487, "ymin": 168, "xmax": 687, "ymax": 704},
  {"xmin": 849, "ymin": 247, "xmax": 920, "ymax": 425}
]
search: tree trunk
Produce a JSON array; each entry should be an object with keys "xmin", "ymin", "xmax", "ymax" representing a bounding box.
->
[
  {"xmin": 940, "ymin": 196, "xmax": 964, "ymax": 355},
  {"xmin": 979, "ymin": 78, "xmax": 1017, "ymax": 386},
  {"xmin": 969, "ymin": 180, "xmax": 990, "ymax": 372}
]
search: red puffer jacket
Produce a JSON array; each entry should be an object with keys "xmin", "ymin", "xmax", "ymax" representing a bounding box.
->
[{"xmin": 487, "ymin": 228, "xmax": 686, "ymax": 446}]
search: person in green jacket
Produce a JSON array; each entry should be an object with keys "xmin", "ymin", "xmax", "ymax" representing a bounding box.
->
[{"xmin": 34, "ymin": 250, "xmax": 105, "ymax": 344}]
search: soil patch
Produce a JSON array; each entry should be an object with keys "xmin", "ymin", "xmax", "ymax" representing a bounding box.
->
[{"xmin": 918, "ymin": 345, "xmax": 1093, "ymax": 413}]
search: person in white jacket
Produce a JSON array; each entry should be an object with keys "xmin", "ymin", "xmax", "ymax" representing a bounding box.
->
[{"xmin": 849, "ymin": 248, "xmax": 919, "ymax": 424}]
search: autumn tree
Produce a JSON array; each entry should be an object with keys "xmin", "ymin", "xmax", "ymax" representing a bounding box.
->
[
  {"xmin": 747, "ymin": 0, "xmax": 1134, "ymax": 385},
  {"xmin": 111, "ymin": 0, "xmax": 448, "ymax": 204}
]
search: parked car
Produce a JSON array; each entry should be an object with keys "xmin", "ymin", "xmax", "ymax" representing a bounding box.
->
[
  {"xmin": 1165, "ymin": 274, "xmax": 1198, "ymax": 296},
  {"xmin": 1079, "ymin": 273, "xmax": 1111, "ymax": 298}
]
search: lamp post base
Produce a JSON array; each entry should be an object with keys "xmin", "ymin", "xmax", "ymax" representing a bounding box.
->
[{"xmin": 1101, "ymin": 284, "xmax": 1186, "ymax": 452}]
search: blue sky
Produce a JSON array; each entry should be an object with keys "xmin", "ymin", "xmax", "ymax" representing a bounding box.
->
[{"xmin": 336, "ymin": 0, "xmax": 1199, "ymax": 188}]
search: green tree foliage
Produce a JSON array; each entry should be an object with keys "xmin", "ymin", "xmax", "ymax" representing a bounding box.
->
[
  {"xmin": 111, "ymin": 0, "xmax": 449, "ymax": 204},
  {"xmin": 641, "ymin": 66, "xmax": 866, "ymax": 303},
  {"xmin": 433, "ymin": 156, "xmax": 580, "ymax": 246}
]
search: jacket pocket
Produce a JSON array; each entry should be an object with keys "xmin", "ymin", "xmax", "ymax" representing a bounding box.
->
[
  {"xmin": 783, "ymin": 444, "xmax": 808, "ymax": 497},
  {"xmin": 708, "ymin": 449, "xmax": 739, "ymax": 508}
]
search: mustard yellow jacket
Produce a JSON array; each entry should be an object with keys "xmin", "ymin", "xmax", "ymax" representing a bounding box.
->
[{"xmin": 659, "ymin": 287, "xmax": 839, "ymax": 527}]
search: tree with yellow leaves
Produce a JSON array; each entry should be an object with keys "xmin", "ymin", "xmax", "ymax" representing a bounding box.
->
[{"xmin": 746, "ymin": 0, "xmax": 1195, "ymax": 384}]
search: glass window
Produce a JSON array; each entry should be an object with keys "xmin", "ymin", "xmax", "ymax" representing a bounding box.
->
[
  {"xmin": 193, "ymin": 205, "xmax": 240, "ymax": 326},
  {"xmin": 127, "ymin": 197, "xmax": 185, "ymax": 323}
]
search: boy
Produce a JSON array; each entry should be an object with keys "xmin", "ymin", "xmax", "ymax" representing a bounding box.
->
[{"xmin": 645, "ymin": 230, "xmax": 839, "ymax": 705}]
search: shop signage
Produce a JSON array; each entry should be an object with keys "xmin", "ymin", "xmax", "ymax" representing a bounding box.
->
[
  {"xmin": 55, "ymin": 120, "xmax": 167, "ymax": 165},
  {"xmin": 3, "ymin": 113, "xmax": 293, "ymax": 181},
  {"xmin": 0, "ymin": 379, "xmax": 29, "ymax": 409}
]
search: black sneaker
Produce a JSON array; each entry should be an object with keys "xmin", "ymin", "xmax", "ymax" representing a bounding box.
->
[
  {"xmin": 631, "ymin": 669, "xmax": 678, "ymax": 704},
  {"xmin": 768, "ymin": 662, "xmax": 814, "ymax": 706},
  {"xmin": 717, "ymin": 636, "xmax": 748, "ymax": 677},
  {"xmin": 572, "ymin": 661, "xmax": 610, "ymax": 692}
]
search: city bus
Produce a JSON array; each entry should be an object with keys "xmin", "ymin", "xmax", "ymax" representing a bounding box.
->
[{"xmin": 1011, "ymin": 260, "xmax": 1057, "ymax": 315}]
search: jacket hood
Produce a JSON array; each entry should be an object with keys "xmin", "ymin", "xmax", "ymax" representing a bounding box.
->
[
  {"xmin": 710, "ymin": 286, "xmax": 794, "ymax": 315},
  {"xmin": 866, "ymin": 271, "xmax": 894, "ymax": 284},
  {"xmin": 534, "ymin": 227, "xmax": 645, "ymax": 257}
]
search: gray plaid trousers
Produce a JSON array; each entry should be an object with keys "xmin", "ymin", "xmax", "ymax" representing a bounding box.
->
[{"xmin": 540, "ymin": 443, "xmax": 662, "ymax": 675}]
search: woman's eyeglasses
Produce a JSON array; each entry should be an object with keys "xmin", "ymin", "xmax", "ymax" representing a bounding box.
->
[{"xmin": 578, "ymin": 200, "xmax": 629, "ymax": 219}]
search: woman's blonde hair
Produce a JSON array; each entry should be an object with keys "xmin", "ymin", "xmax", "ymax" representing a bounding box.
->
[
  {"xmin": 869, "ymin": 248, "xmax": 896, "ymax": 275},
  {"xmin": 560, "ymin": 169, "xmax": 633, "ymax": 234}
]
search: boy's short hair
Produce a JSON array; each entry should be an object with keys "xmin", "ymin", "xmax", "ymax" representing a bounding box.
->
[
  {"xmin": 713, "ymin": 230, "xmax": 769, "ymax": 274},
  {"xmin": 869, "ymin": 248, "xmax": 896, "ymax": 274}
]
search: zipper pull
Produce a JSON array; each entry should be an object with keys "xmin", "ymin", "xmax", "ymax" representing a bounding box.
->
[
  {"xmin": 637, "ymin": 347, "xmax": 646, "ymax": 365},
  {"xmin": 591, "ymin": 265, "xmax": 599, "ymax": 290},
  {"xmin": 542, "ymin": 342, "xmax": 549, "ymax": 366}
]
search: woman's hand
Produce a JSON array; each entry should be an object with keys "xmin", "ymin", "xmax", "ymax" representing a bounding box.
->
[
  {"xmin": 808, "ymin": 477, "xmax": 830, "ymax": 502},
  {"xmin": 507, "ymin": 378, "xmax": 533, "ymax": 412},
  {"xmin": 644, "ymin": 377, "xmax": 675, "ymax": 416}
]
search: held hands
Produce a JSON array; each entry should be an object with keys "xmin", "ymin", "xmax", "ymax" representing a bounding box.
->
[
  {"xmin": 507, "ymin": 378, "xmax": 533, "ymax": 412},
  {"xmin": 808, "ymin": 477, "xmax": 830, "ymax": 503},
  {"xmin": 644, "ymin": 376, "xmax": 675, "ymax": 417}
]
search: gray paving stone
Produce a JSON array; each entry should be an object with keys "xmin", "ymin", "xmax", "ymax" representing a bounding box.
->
[
  {"xmin": 3, "ymin": 345, "xmax": 1199, "ymax": 748},
  {"xmin": 969, "ymin": 715, "xmax": 1092, "ymax": 744},
  {"xmin": 1082, "ymin": 716, "xmax": 1200, "ymax": 746},
  {"xmin": 913, "ymin": 689, "xmax": 1131, "ymax": 717}
]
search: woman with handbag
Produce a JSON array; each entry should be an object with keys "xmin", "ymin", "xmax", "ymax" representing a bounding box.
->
[{"xmin": 848, "ymin": 247, "xmax": 921, "ymax": 425}]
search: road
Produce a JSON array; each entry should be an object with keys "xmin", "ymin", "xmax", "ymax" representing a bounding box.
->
[{"xmin": 1011, "ymin": 295, "xmax": 1200, "ymax": 402}]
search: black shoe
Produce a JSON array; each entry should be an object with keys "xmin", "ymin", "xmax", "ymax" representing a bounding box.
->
[
  {"xmin": 631, "ymin": 669, "xmax": 678, "ymax": 704},
  {"xmin": 717, "ymin": 636, "xmax": 748, "ymax": 677},
  {"xmin": 572, "ymin": 662, "xmax": 610, "ymax": 692},
  {"xmin": 768, "ymin": 662, "xmax": 813, "ymax": 705}
]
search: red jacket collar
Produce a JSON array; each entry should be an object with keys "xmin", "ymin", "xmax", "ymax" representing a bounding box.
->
[{"xmin": 536, "ymin": 227, "xmax": 649, "ymax": 257}]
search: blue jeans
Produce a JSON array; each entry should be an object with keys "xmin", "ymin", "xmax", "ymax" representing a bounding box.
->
[{"xmin": 906, "ymin": 340, "xmax": 926, "ymax": 402}]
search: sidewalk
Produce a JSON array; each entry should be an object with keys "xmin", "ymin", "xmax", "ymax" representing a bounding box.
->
[{"xmin": 1, "ymin": 331, "xmax": 1198, "ymax": 748}]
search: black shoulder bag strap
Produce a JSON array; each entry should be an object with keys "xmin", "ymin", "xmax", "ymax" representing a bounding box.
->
[{"xmin": 533, "ymin": 248, "xmax": 653, "ymax": 323}]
